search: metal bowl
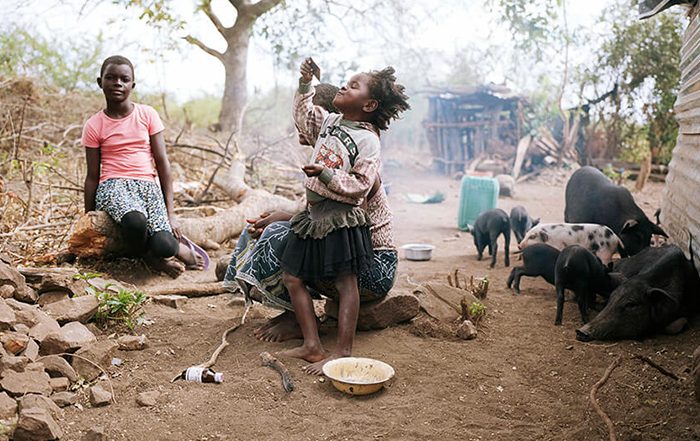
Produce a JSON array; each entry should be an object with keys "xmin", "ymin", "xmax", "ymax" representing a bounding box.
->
[
  {"xmin": 401, "ymin": 243, "xmax": 435, "ymax": 261},
  {"xmin": 322, "ymin": 357, "xmax": 395, "ymax": 396}
]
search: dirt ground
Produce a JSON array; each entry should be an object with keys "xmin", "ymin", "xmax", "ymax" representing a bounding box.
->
[{"xmin": 57, "ymin": 171, "xmax": 699, "ymax": 441}]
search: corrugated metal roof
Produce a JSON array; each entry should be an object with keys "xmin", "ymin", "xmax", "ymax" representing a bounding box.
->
[{"xmin": 661, "ymin": 3, "xmax": 700, "ymax": 269}]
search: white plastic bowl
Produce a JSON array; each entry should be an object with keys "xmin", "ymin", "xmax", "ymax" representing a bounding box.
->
[{"xmin": 401, "ymin": 243, "xmax": 435, "ymax": 261}]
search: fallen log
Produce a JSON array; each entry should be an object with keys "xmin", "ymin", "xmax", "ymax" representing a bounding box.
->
[
  {"xmin": 68, "ymin": 189, "xmax": 302, "ymax": 258},
  {"xmin": 147, "ymin": 282, "xmax": 228, "ymax": 297}
]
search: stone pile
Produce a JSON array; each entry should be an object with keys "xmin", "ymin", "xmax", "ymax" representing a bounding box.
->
[{"xmin": 0, "ymin": 261, "xmax": 148, "ymax": 440}]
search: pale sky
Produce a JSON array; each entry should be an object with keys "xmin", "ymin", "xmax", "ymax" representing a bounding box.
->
[{"xmin": 5, "ymin": 0, "xmax": 611, "ymax": 102}]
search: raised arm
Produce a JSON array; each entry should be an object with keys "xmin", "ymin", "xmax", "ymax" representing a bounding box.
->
[{"xmin": 293, "ymin": 58, "xmax": 328, "ymax": 146}]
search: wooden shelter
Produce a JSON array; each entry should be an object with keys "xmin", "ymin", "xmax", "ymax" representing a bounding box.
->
[{"xmin": 423, "ymin": 85, "xmax": 525, "ymax": 175}]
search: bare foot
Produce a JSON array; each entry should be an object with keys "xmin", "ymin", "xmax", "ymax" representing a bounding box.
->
[
  {"xmin": 145, "ymin": 255, "xmax": 185, "ymax": 278},
  {"xmin": 176, "ymin": 242, "xmax": 204, "ymax": 270},
  {"xmin": 304, "ymin": 353, "xmax": 346, "ymax": 376},
  {"xmin": 278, "ymin": 344, "xmax": 328, "ymax": 364},
  {"xmin": 254, "ymin": 311, "xmax": 303, "ymax": 342}
]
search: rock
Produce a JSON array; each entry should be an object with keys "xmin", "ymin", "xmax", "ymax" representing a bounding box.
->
[
  {"xmin": 28, "ymin": 320, "xmax": 61, "ymax": 344},
  {"xmin": 325, "ymin": 290, "xmax": 420, "ymax": 331},
  {"xmin": 215, "ymin": 255, "xmax": 230, "ymax": 282},
  {"xmin": 17, "ymin": 395, "xmax": 62, "ymax": 420},
  {"xmin": 0, "ymin": 262, "xmax": 32, "ymax": 304},
  {"xmin": 48, "ymin": 377, "xmax": 68, "ymax": 392},
  {"xmin": 12, "ymin": 323, "xmax": 30, "ymax": 335},
  {"xmin": 13, "ymin": 287, "xmax": 38, "ymax": 304},
  {"xmin": 36, "ymin": 273, "xmax": 87, "ymax": 298},
  {"xmin": 0, "ymin": 392, "xmax": 18, "ymax": 420},
  {"xmin": 39, "ymin": 355, "xmax": 78, "ymax": 383},
  {"xmin": 36, "ymin": 292, "xmax": 69, "ymax": 307},
  {"xmin": 117, "ymin": 334, "xmax": 147, "ymax": 351},
  {"xmin": 495, "ymin": 174, "xmax": 515, "ymax": 197},
  {"xmin": 13, "ymin": 407, "xmax": 62, "ymax": 441},
  {"xmin": 50, "ymin": 392, "xmax": 77, "ymax": 408},
  {"xmin": 42, "ymin": 295, "xmax": 98, "ymax": 324},
  {"xmin": 72, "ymin": 340, "xmax": 117, "ymax": 381},
  {"xmin": 0, "ymin": 355, "xmax": 29, "ymax": 372},
  {"xmin": 89, "ymin": 385, "xmax": 111, "ymax": 407},
  {"xmin": 0, "ymin": 299, "xmax": 16, "ymax": 330},
  {"xmin": 152, "ymin": 295, "xmax": 188, "ymax": 309},
  {"xmin": 0, "ymin": 371, "xmax": 52, "ymax": 397},
  {"xmin": 0, "ymin": 285, "xmax": 14, "ymax": 299},
  {"xmin": 40, "ymin": 322, "xmax": 96, "ymax": 355},
  {"xmin": 25, "ymin": 363, "xmax": 45, "ymax": 373},
  {"xmin": 1, "ymin": 331, "xmax": 29, "ymax": 355},
  {"xmin": 456, "ymin": 320, "xmax": 478, "ymax": 340},
  {"xmin": 22, "ymin": 339, "xmax": 39, "ymax": 361},
  {"xmin": 82, "ymin": 427, "xmax": 105, "ymax": 441},
  {"xmin": 693, "ymin": 345, "xmax": 700, "ymax": 403},
  {"xmin": 136, "ymin": 391, "xmax": 160, "ymax": 407}
]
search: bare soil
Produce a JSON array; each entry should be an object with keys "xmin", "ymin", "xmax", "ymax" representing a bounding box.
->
[{"xmin": 58, "ymin": 172, "xmax": 699, "ymax": 441}]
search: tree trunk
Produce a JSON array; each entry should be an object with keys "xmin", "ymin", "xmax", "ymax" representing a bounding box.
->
[
  {"xmin": 68, "ymin": 191, "xmax": 302, "ymax": 258},
  {"xmin": 219, "ymin": 29, "xmax": 251, "ymax": 133},
  {"xmin": 635, "ymin": 153, "xmax": 652, "ymax": 192}
]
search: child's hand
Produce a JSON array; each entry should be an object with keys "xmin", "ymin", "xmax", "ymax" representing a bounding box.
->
[
  {"xmin": 300, "ymin": 58, "xmax": 314, "ymax": 83},
  {"xmin": 302, "ymin": 164, "xmax": 324, "ymax": 177}
]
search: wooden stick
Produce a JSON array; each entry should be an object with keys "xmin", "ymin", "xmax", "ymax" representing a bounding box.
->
[
  {"xmin": 633, "ymin": 355, "xmax": 679, "ymax": 380},
  {"xmin": 590, "ymin": 356, "xmax": 622, "ymax": 441},
  {"xmin": 171, "ymin": 303, "xmax": 251, "ymax": 382},
  {"xmin": 148, "ymin": 282, "xmax": 228, "ymax": 298},
  {"xmin": 260, "ymin": 351, "xmax": 294, "ymax": 392}
]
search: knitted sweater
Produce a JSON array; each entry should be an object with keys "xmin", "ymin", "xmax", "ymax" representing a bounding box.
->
[{"xmin": 292, "ymin": 82, "xmax": 394, "ymax": 250}]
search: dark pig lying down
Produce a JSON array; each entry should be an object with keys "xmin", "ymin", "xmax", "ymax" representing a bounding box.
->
[
  {"xmin": 576, "ymin": 241, "xmax": 700, "ymax": 341},
  {"xmin": 471, "ymin": 208, "xmax": 511, "ymax": 268}
]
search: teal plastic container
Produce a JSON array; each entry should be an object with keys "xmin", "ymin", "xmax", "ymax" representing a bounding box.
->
[{"xmin": 457, "ymin": 175, "xmax": 500, "ymax": 231}]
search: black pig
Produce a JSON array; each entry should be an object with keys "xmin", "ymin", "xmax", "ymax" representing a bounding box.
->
[
  {"xmin": 564, "ymin": 166, "xmax": 667, "ymax": 255},
  {"xmin": 472, "ymin": 208, "xmax": 511, "ymax": 268},
  {"xmin": 509, "ymin": 205, "xmax": 540, "ymax": 244},
  {"xmin": 576, "ymin": 239, "xmax": 700, "ymax": 341},
  {"xmin": 554, "ymin": 245, "xmax": 622, "ymax": 325},
  {"xmin": 507, "ymin": 244, "xmax": 559, "ymax": 294}
]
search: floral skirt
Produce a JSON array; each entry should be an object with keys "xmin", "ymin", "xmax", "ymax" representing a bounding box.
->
[
  {"xmin": 223, "ymin": 221, "xmax": 398, "ymax": 312},
  {"xmin": 95, "ymin": 178, "xmax": 171, "ymax": 235}
]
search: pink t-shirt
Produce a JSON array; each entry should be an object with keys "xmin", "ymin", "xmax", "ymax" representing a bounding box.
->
[{"xmin": 81, "ymin": 103, "xmax": 165, "ymax": 183}]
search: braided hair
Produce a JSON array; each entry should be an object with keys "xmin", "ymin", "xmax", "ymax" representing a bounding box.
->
[{"xmin": 366, "ymin": 67, "xmax": 410, "ymax": 130}]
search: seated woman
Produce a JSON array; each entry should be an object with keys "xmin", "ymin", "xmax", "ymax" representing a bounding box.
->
[{"xmin": 223, "ymin": 177, "xmax": 396, "ymax": 342}]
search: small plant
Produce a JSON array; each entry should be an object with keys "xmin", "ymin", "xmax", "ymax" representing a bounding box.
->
[
  {"xmin": 73, "ymin": 272, "xmax": 102, "ymax": 281},
  {"xmin": 602, "ymin": 165, "xmax": 630, "ymax": 185},
  {"xmin": 467, "ymin": 301, "xmax": 486, "ymax": 325},
  {"xmin": 90, "ymin": 284, "xmax": 148, "ymax": 331}
]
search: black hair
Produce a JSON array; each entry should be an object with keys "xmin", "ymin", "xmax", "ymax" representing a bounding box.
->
[
  {"xmin": 313, "ymin": 83, "xmax": 339, "ymax": 113},
  {"xmin": 366, "ymin": 67, "xmax": 410, "ymax": 130},
  {"xmin": 100, "ymin": 55, "xmax": 135, "ymax": 78}
]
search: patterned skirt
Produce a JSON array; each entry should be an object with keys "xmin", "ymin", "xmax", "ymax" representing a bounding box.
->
[
  {"xmin": 223, "ymin": 221, "xmax": 398, "ymax": 312},
  {"xmin": 95, "ymin": 178, "xmax": 171, "ymax": 235}
]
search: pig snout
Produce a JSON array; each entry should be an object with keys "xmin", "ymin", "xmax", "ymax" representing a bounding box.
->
[{"xmin": 575, "ymin": 326, "xmax": 594, "ymax": 342}]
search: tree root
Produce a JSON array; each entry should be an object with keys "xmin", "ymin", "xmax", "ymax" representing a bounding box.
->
[
  {"xmin": 260, "ymin": 351, "xmax": 294, "ymax": 392},
  {"xmin": 590, "ymin": 356, "xmax": 622, "ymax": 441}
]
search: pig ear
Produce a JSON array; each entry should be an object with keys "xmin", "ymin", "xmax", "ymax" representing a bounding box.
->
[
  {"xmin": 647, "ymin": 288, "xmax": 679, "ymax": 323},
  {"xmin": 532, "ymin": 218, "xmax": 540, "ymax": 227},
  {"xmin": 621, "ymin": 219, "xmax": 639, "ymax": 232},
  {"xmin": 607, "ymin": 272, "xmax": 625, "ymax": 288},
  {"xmin": 650, "ymin": 223, "xmax": 668, "ymax": 238}
]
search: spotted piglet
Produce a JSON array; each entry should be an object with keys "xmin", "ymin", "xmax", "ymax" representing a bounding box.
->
[{"xmin": 518, "ymin": 223, "xmax": 625, "ymax": 265}]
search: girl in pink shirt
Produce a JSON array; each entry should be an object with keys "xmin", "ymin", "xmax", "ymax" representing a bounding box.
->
[{"xmin": 82, "ymin": 55, "xmax": 208, "ymax": 277}]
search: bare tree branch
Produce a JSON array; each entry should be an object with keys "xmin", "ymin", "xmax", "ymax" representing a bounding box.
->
[
  {"xmin": 201, "ymin": 1, "xmax": 230, "ymax": 37},
  {"xmin": 247, "ymin": 0, "xmax": 283, "ymax": 18},
  {"xmin": 183, "ymin": 35, "xmax": 224, "ymax": 61}
]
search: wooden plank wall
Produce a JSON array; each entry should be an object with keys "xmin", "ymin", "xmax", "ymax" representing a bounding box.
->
[{"xmin": 661, "ymin": 4, "xmax": 700, "ymax": 268}]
